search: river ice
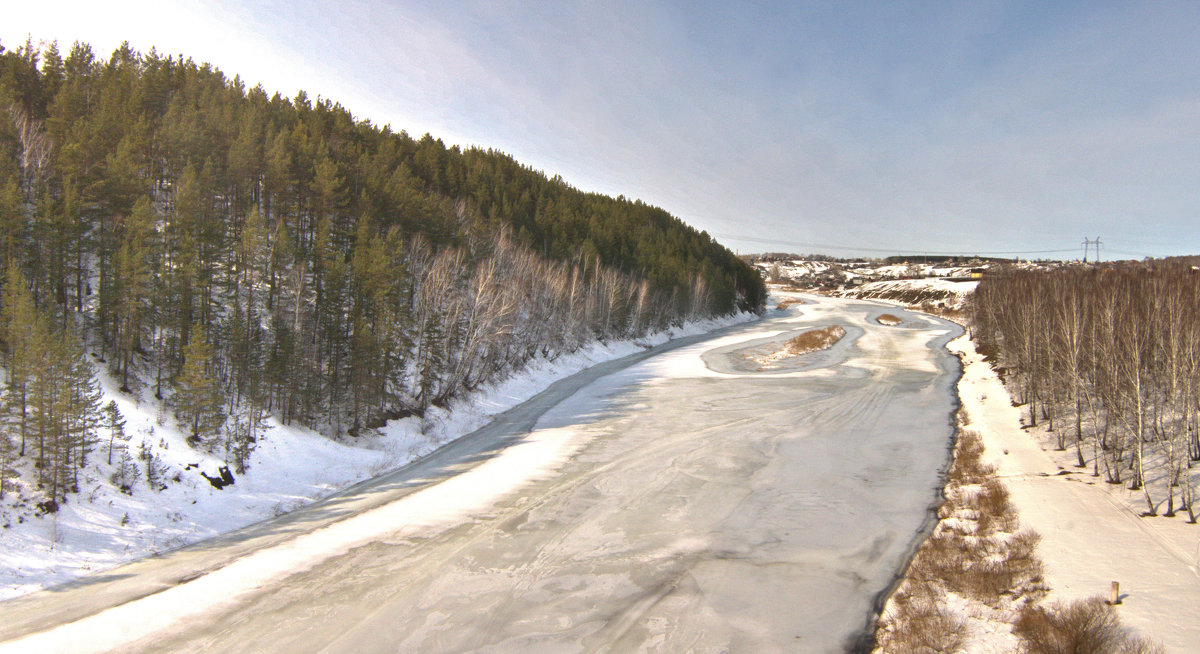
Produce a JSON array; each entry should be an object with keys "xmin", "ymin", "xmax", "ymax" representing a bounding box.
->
[{"xmin": 0, "ymin": 294, "xmax": 962, "ymax": 654}]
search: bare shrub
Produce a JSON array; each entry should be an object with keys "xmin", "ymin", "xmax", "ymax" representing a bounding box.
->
[
  {"xmin": 974, "ymin": 478, "xmax": 1015, "ymax": 533},
  {"xmin": 1006, "ymin": 530, "xmax": 1044, "ymax": 580},
  {"xmin": 1015, "ymin": 596, "xmax": 1164, "ymax": 654},
  {"xmin": 948, "ymin": 431, "xmax": 994, "ymax": 486},
  {"xmin": 958, "ymin": 548, "xmax": 1044, "ymax": 607},
  {"xmin": 931, "ymin": 306, "xmax": 965, "ymax": 322},
  {"xmin": 960, "ymin": 559, "xmax": 1011, "ymax": 605},
  {"xmin": 916, "ymin": 429, "xmax": 1041, "ymax": 606},
  {"xmin": 879, "ymin": 427, "xmax": 1051, "ymax": 647},
  {"xmin": 908, "ymin": 529, "xmax": 974, "ymax": 586},
  {"xmin": 876, "ymin": 592, "xmax": 967, "ymax": 653},
  {"xmin": 910, "ymin": 530, "xmax": 1039, "ymax": 606},
  {"xmin": 876, "ymin": 313, "xmax": 903, "ymax": 326}
]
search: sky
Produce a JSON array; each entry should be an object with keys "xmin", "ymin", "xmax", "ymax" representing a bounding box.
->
[{"xmin": 5, "ymin": 1, "xmax": 1200, "ymax": 260}]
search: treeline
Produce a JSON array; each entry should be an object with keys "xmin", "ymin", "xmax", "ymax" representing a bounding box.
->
[
  {"xmin": 970, "ymin": 263, "xmax": 1200, "ymax": 519},
  {"xmin": 881, "ymin": 255, "xmax": 1008, "ymax": 266},
  {"xmin": 0, "ymin": 38, "xmax": 763, "ymax": 505}
]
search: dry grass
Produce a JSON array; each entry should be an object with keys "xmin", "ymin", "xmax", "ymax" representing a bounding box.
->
[
  {"xmin": 878, "ymin": 389, "xmax": 1164, "ymax": 652},
  {"xmin": 776, "ymin": 298, "xmax": 806, "ymax": 309},
  {"xmin": 876, "ymin": 313, "xmax": 903, "ymax": 326},
  {"xmin": 921, "ymin": 435, "xmax": 1044, "ymax": 606},
  {"xmin": 947, "ymin": 430, "xmax": 993, "ymax": 485},
  {"xmin": 783, "ymin": 325, "xmax": 846, "ymax": 355},
  {"xmin": 874, "ymin": 590, "xmax": 967, "ymax": 654},
  {"xmin": 905, "ymin": 526, "xmax": 1043, "ymax": 608},
  {"xmin": 973, "ymin": 478, "xmax": 1017, "ymax": 533},
  {"xmin": 922, "ymin": 303, "xmax": 966, "ymax": 323},
  {"xmin": 876, "ymin": 430, "xmax": 1048, "ymax": 652},
  {"xmin": 1016, "ymin": 596, "xmax": 1164, "ymax": 654}
]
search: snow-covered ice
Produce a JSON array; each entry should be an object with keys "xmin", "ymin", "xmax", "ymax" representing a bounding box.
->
[{"xmin": 0, "ymin": 294, "xmax": 965, "ymax": 653}]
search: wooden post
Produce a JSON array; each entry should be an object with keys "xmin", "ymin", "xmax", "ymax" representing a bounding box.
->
[{"xmin": 1109, "ymin": 581, "xmax": 1121, "ymax": 605}]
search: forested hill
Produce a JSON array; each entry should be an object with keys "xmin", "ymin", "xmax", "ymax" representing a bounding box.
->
[{"xmin": 0, "ymin": 39, "xmax": 763, "ymax": 504}]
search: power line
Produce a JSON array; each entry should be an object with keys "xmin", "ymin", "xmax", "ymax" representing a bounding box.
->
[
  {"xmin": 1104, "ymin": 248, "xmax": 1159, "ymax": 259},
  {"xmin": 713, "ymin": 233, "xmax": 1079, "ymax": 257}
]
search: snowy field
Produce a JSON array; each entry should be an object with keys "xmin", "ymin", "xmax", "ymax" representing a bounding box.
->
[
  {"xmin": 951, "ymin": 335, "xmax": 1199, "ymax": 652},
  {"xmin": 0, "ymin": 313, "xmax": 755, "ymax": 602}
]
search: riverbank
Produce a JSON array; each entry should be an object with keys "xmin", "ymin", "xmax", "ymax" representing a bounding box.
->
[
  {"xmin": 876, "ymin": 333, "xmax": 1179, "ymax": 652},
  {"xmin": 0, "ymin": 312, "xmax": 759, "ymax": 602},
  {"xmin": 0, "ymin": 294, "xmax": 967, "ymax": 653}
]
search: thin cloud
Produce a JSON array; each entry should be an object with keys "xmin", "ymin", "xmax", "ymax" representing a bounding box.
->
[{"xmin": 4, "ymin": 1, "xmax": 1198, "ymax": 258}]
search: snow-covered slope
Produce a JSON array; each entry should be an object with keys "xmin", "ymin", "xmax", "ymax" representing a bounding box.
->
[
  {"xmin": 753, "ymin": 259, "xmax": 833, "ymax": 280},
  {"xmin": 840, "ymin": 278, "xmax": 978, "ymax": 310}
]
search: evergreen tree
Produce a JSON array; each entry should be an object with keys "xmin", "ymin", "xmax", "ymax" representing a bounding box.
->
[
  {"xmin": 1, "ymin": 266, "xmax": 41, "ymax": 459},
  {"xmin": 110, "ymin": 441, "xmax": 139, "ymax": 494},
  {"xmin": 173, "ymin": 323, "xmax": 225, "ymax": 448},
  {"xmin": 10, "ymin": 317, "xmax": 103, "ymax": 508},
  {"xmin": 103, "ymin": 400, "xmax": 127, "ymax": 466},
  {"xmin": 111, "ymin": 195, "xmax": 155, "ymax": 391},
  {"xmin": 0, "ymin": 418, "xmax": 15, "ymax": 500},
  {"xmin": 138, "ymin": 439, "xmax": 162, "ymax": 491},
  {"xmin": 225, "ymin": 403, "xmax": 266, "ymax": 474},
  {"xmin": 0, "ymin": 175, "xmax": 23, "ymax": 266},
  {"xmin": 58, "ymin": 332, "xmax": 102, "ymax": 495},
  {"xmin": 0, "ymin": 37, "xmax": 766, "ymax": 462}
]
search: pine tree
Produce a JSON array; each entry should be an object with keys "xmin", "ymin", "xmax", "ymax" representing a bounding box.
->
[
  {"xmin": 1, "ymin": 266, "xmax": 42, "ymax": 459},
  {"xmin": 26, "ymin": 327, "xmax": 104, "ymax": 507},
  {"xmin": 103, "ymin": 400, "xmax": 127, "ymax": 466},
  {"xmin": 112, "ymin": 196, "xmax": 155, "ymax": 391},
  {"xmin": 173, "ymin": 323, "xmax": 225, "ymax": 449},
  {"xmin": 138, "ymin": 439, "xmax": 162, "ymax": 491},
  {"xmin": 58, "ymin": 332, "xmax": 102, "ymax": 495},
  {"xmin": 232, "ymin": 206, "xmax": 268, "ymax": 404},
  {"xmin": 0, "ymin": 175, "xmax": 23, "ymax": 267},
  {"xmin": 110, "ymin": 442, "xmax": 139, "ymax": 494},
  {"xmin": 0, "ymin": 426, "xmax": 15, "ymax": 500},
  {"xmin": 225, "ymin": 403, "xmax": 267, "ymax": 474},
  {"xmin": 0, "ymin": 38, "xmax": 767, "ymax": 457}
]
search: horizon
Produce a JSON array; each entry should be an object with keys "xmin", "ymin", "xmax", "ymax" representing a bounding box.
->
[{"xmin": 5, "ymin": 1, "xmax": 1199, "ymax": 260}]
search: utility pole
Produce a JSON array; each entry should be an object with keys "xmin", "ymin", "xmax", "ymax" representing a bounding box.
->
[
  {"xmin": 1094, "ymin": 237, "xmax": 1102, "ymax": 262},
  {"xmin": 1082, "ymin": 237, "xmax": 1103, "ymax": 263}
]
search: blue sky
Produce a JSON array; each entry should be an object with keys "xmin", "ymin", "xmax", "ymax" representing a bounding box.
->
[{"xmin": 6, "ymin": 1, "xmax": 1200, "ymax": 259}]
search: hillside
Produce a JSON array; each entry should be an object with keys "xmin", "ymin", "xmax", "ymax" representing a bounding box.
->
[
  {"xmin": 750, "ymin": 255, "xmax": 981, "ymax": 310},
  {"xmin": 0, "ymin": 39, "xmax": 764, "ymax": 526},
  {"xmin": 840, "ymin": 278, "xmax": 977, "ymax": 311}
]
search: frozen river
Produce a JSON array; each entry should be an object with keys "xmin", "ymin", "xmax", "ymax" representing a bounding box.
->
[{"xmin": 0, "ymin": 295, "xmax": 962, "ymax": 653}]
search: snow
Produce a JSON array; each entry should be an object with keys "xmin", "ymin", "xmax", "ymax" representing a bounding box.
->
[
  {"xmin": 0, "ymin": 313, "xmax": 756, "ymax": 603},
  {"xmin": 841, "ymin": 277, "xmax": 978, "ymax": 309},
  {"xmin": 752, "ymin": 259, "xmax": 830, "ymax": 279},
  {"xmin": 950, "ymin": 334, "xmax": 1200, "ymax": 653},
  {"xmin": 0, "ymin": 292, "xmax": 965, "ymax": 652},
  {"xmin": 0, "ymin": 422, "xmax": 599, "ymax": 654},
  {"xmin": 23, "ymin": 285, "xmax": 1192, "ymax": 650}
]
